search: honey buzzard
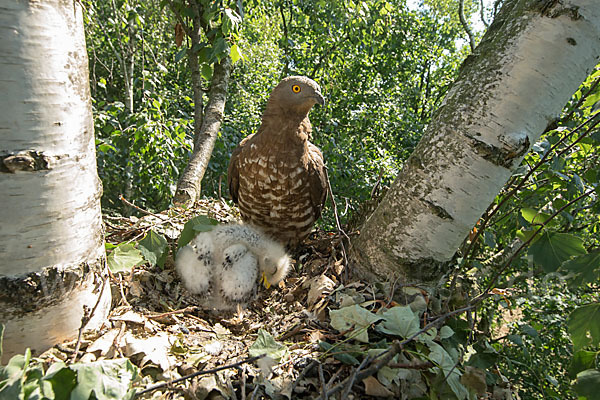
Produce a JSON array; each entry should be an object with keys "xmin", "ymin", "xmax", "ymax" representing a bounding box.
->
[{"xmin": 228, "ymin": 76, "xmax": 327, "ymax": 248}]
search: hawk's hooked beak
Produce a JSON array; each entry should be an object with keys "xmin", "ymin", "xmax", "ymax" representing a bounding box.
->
[{"xmin": 314, "ymin": 92, "xmax": 325, "ymax": 106}]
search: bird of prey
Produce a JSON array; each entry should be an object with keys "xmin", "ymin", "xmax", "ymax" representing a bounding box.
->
[
  {"xmin": 228, "ymin": 76, "xmax": 327, "ymax": 248},
  {"xmin": 175, "ymin": 223, "xmax": 291, "ymax": 310}
]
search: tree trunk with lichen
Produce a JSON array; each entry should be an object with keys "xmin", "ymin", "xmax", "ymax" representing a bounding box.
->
[
  {"xmin": 0, "ymin": 0, "xmax": 111, "ymax": 362},
  {"xmin": 350, "ymin": 0, "xmax": 600, "ymax": 284}
]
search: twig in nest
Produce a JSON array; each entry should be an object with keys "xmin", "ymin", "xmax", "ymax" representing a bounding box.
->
[
  {"xmin": 250, "ymin": 383, "xmax": 261, "ymax": 400},
  {"xmin": 146, "ymin": 306, "xmax": 198, "ymax": 320},
  {"xmin": 341, "ymin": 355, "xmax": 370, "ymax": 398},
  {"xmin": 324, "ymin": 167, "xmax": 350, "ymax": 279},
  {"xmin": 70, "ymin": 275, "xmax": 109, "ymax": 363},
  {"xmin": 318, "ymin": 362, "xmax": 328, "ymax": 400},
  {"xmin": 291, "ymin": 359, "xmax": 318, "ymax": 394},
  {"xmin": 119, "ymin": 194, "xmax": 165, "ymax": 218},
  {"xmin": 134, "ymin": 354, "xmax": 266, "ymax": 397}
]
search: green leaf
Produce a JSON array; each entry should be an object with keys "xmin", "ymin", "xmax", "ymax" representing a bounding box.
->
[
  {"xmin": 318, "ymin": 342, "xmax": 360, "ymax": 365},
  {"xmin": 561, "ymin": 250, "xmax": 600, "ymax": 286},
  {"xmin": 107, "ymin": 244, "xmax": 145, "ymax": 273},
  {"xmin": 428, "ymin": 342, "xmax": 469, "ymax": 399},
  {"xmin": 568, "ymin": 303, "xmax": 600, "ymax": 351},
  {"xmin": 230, "ymin": 43, "xmax": 243, "ymax": 63},
  {"xmin": 42, "ymin": 362, "xmax": 77, "ymax": 400},
  {"xmin": 248, "ymin": 329, "xmax": 288, "ymax": 362},
  {"xmin": 528, "ymin": 231, "xmax": 587, "ymax": 272},
  {"xmin": 138, "ymin": 230, "xmax": 168, "ymax": 268},
  {"xmin": 177, "ymin": 216, "xmax": 218, "ymax": 249},
  {"xmin": 520, "ymin": 208, "xmax": 556, "ymax": 227},
  {"xmin": 330, "ymin": 304, "xmax": 382, "ymax": 343},
  {"xmin": 201, "ymin": 63, "xmax": 213, "ymax": 81},
  {"xmin": 70, "ymin": 359, "xmax": 138, "ymax": 400},
  {"xmin": 569, "ymin": 351, "xmax": 599, "ymax": 378},
  {"xmin": 0, "ymin": 349, "xmax": 31, "ymax": 398},
  {"xmin": 573, "ymin": 369, "xmax": 600, "ymax": 400},
  {"xmin": 174, "ymin": 48, "xmax": 187, "ymax": 63},
  {"xmin": 375, "ymin": 306, "xmax": 420, "ymax": 339}
]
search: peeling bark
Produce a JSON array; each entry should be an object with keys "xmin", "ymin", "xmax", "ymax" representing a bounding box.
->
[
  {"xmin": 174, "ymin": 56, "xmax": 232, "ymax": 206},
  {"xmin": 0, "ymin": 0, "xmax": 110, "ymax": 361},
  {"xmin": 351, "ymin": 0, "xmax": 600, "ymax": 283}
]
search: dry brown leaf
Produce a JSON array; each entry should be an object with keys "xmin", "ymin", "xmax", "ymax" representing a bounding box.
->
[
  {"xmin": 362, "ymin": 375, "xmax": 394, "ymax": 398},
  {"xmin": 175, "ymin": 23, "xmax": 184, "ymax": 48},
  {"xmin": 86, "ymin": 328, "xmax": 119, "ymax": 357},
  {"xmin": 306, "ymin": 274, "xmax": 335, "ymax": 307}
]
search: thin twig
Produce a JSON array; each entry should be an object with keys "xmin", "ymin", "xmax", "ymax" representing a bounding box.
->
[
  {"xmin": 134, "ymin": 354, "xmax": 266, "ymax": 397},
  {"xmin": 70, "ymin": 275, "xmax": 110, "ymax": 363},
  {"xmin": 341, "ymin": 355, "xmax": 370, "ymax": 398},
  {"xmin": 318, "ymin": 363, "xmax": 328, "ymax": 400},
  {"xmin": 291, "ymin": 359, "xmax": 318, "ymax": 394},
  {"xmin": 119, "ymin": 194, "xmax": 165, "ymax": 218},
  {"xmin": 324, "ymin": 167, "xmax": 350, "ymax": 280}
]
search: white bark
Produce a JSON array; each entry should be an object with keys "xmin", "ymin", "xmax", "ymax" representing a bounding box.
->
[
  {"xmin": 351, "ymin": 0, "xmax": 600, "ymax": 282},
  {"xmin": 0, "ymin": 0, "xmax": 110, "ymax": 361}
]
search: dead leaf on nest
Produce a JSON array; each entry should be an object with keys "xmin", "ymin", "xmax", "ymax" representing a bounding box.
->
[
  {"xmin": 123, "ymin": 332, "xmax": 175, "ymax": 371},
  {"xmin": 363, "ymin": 375, "xmax": 394, "ymax": 397},
  {"xmin": 461, "ymin": 366, "xmax": 487, "ymax": 395},
  {"xmin": 305, "ymin": 274, "xmax": 335, "ymax": 307},
  {"xmin": 86, "ymin": 328, "xmax": 120, "ymax": 357}
]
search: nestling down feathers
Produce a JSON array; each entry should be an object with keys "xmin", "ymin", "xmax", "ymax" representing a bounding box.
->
[
  {"xmin": 175, "ymin": 223, "xmax": 291, "ymax": 310},
  {"xmin": 228, "ymin": 76, "xmax": 328, "ymax": 248}
]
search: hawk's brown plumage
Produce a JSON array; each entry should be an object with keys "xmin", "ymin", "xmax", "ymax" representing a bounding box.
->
[{"xmin": 228, "ymin": 76, "xmax": 327, "ymax": 248}]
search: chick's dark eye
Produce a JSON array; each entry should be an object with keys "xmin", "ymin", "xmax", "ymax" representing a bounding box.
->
[{"xmin": 292, "ymin": 85, "xmax": 301, "ymax": 93}]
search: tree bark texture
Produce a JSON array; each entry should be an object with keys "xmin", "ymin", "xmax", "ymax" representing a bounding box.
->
[
  {"xmin": 0, "ymin": 0, "xmax": 111, "ymax": 361},
  {"xmin": 351, "ymin": 0, "xmax": 600, "ymax": 283},
  {"xmin": 174, "ymin": 56, "xmax": 232, "ymax": 206}
]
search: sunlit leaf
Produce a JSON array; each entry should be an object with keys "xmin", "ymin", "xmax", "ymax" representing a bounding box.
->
[
  {"xmin": 249, "ymin": 329, "xmax": 288, "ymax": 362},
  {"xmin": 107, "ymin": 244, "xmax": 145, "ymax": 272},
  {"xmin": 568, "ymin": 351, "xmax": 598, "ymax": 378},
  {"xmin": 70, "ymin": 359, "xmax": 138, "ymax": 400}
]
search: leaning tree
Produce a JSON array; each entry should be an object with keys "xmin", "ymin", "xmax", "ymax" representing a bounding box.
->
[
  {"xmin": 0, "ymin": 0, "xmax": 110, "ymax": 361},
  {"xmin": 351, "ymin": 0, "xmax": 600, "ymax": 283}
]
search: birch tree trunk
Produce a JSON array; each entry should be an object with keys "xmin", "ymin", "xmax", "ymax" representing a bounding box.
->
[
  {"xmin": 351, "ymin": 0, "xmax": 600, "ymax": 283},
  {"xmin": 0, "ymin": 0, "xmax": 110, "ymax": 362}
]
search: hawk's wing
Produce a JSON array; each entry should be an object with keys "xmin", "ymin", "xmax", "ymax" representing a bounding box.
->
[
  {"xmin": 228, "ymin": 134, "xmax": 254, "ymax": 204},
  {"xmin": 306, "ymin": 143, "xmax": 328, "ymax": 221}
]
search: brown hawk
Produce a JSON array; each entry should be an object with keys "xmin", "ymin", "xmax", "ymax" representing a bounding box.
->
[{"xmin": 228, "ymin": 76, "xmax": 327, "ymax": 248}]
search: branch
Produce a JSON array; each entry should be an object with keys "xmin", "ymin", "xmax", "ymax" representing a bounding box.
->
[
  {"xmin": 459, "ymin": 0, "xmax": 476, "ymax": 52},
  {"xmin": 472, "ymin": 187, "xmax": 596, "ymax": 303},
  {"xmin": 134, "ymin": 354, "xmax": 266, "ymax": 397}
]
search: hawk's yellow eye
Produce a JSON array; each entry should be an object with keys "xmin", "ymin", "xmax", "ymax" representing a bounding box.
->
[{"xmin": 292, "ymin": 85, "xmax": 301, "ymax": 93}]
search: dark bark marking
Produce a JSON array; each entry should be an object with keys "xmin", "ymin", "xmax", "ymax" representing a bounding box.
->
[{"xmin": 1, "ymin": 151, "xmax": 53, "ymax": 173}]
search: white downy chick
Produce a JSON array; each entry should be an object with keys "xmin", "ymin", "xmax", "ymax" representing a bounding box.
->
[{"xmin": 175, "ymin": 223, "xmax": 291, "ymax": 310}]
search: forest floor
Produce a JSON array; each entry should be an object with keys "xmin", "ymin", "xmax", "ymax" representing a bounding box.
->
[{"xmin": 39, "ymin": 199, "xmax": 423, "ymax": 399}]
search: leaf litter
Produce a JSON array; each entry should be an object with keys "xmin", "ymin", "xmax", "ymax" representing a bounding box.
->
[{"xmin": 33, "ymin": 199, "xmax": 481, "ymax": 399}]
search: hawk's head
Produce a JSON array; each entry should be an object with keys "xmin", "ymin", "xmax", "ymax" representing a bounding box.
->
[{"xmin": 267, "ymin": 76, "xmax": 325, "ymax": 116}]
